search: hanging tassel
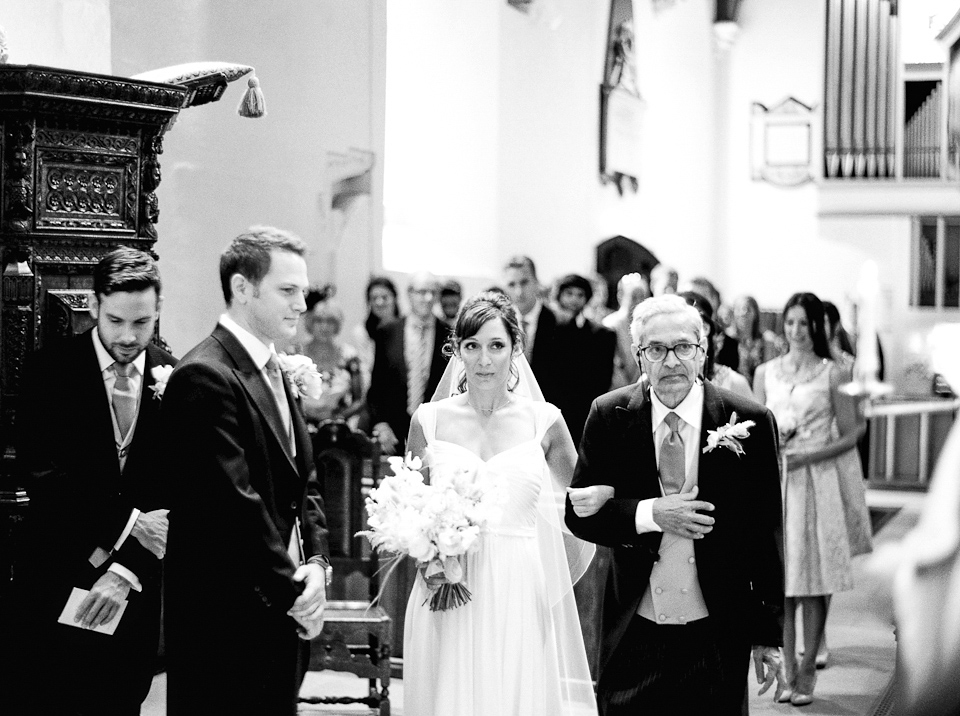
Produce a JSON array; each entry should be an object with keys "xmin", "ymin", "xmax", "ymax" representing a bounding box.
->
[{"xmin": 237, "ymin": 74, "xmax": 266, "ymax": 118}]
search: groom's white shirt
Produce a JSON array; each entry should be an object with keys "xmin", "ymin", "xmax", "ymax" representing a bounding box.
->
[{"xmin": 634, "ymin": 380, "xmax": 704, "ymax": 534}]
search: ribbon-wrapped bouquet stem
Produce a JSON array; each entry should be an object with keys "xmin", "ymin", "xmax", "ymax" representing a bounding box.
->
[{"xmin": 359, "ymin": 454, "xmax": 505, "ymax": 611}]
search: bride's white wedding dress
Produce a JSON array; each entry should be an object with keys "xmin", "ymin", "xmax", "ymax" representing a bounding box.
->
[{"xmin": 403, "ymin": 400, "xmax": 597, "ymax": 716}]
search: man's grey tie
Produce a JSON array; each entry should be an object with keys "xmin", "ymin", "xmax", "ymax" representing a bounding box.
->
[
  {"xmin": 407, "ymin": 322, "xmax": 430, "ymax": 416},
  {"xmin": 660, "ymin": 412, "xmax": 686, "ymax": 495},
  {"xmin": 111, "ymin": 362, "xmax": 137, "ymax": 439},
  {"xmin": 265, "ymin": 354, "xmax": 293, "ymax": 445}
]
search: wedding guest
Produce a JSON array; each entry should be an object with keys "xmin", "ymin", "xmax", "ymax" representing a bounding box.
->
[
  {"xmin": 351, "ymin": 275, "xmax": 400, "ymax": 382},
  {"xmin": 404, "ymin": 291, "xmax": 599, "ymax": 716},
  {"xmin": 731, "ymin": 295, "xmax": 781, "ymax": 384},
  {"xmin": 649, "ymin": 262, "xmax": 679, "ymax": 296},
  {"xmin": 567, "ymin": 294, "xmax": 786, "ymax": 715},
  {"xmin": 366, "ymin": 271, "xmax": 448, "ymax": 455},
  {"xmin": 300, "ymin": 298, "xmax": 363, "ymax": 425},
  {"xmin": 503, "ymin": 255, "xmax": 561, "ymax": 402},
  {"xmin": 438, "ymin": 279, "xmax": 463, "ymax": 326},
  {"xmin": 585, "ymin": 274, "xmax": 614, "ymax": 323},
  {"xmin": 678, "ymin": 290, "xmax": 752, "ymax": 399},
  {"xmin": 604, "ymin": 272, "xmax": 650, "ymax": 389},
  {"xmin": 823, "ymin": 300, "xmax": 855, "ymax": 372},
  {"xmin": 553, "ymin": 273, "xmax": 616, "ymax": 445},
  {"xmin": 753, "ymin": 292, "xmax": 872, "ymax": 706},
  {"xmin": 7, "ymin": 248, "xmax": 175, "ymax": 716},
  {"xmin": 685, "ymin": 277, "xmax": 739, "ymax": 372},
  {"xmin": 161, "ymin": 226, "xmax": 330, "ymax": 716}
]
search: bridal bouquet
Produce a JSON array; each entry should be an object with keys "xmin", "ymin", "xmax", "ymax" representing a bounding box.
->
[{"xmin": 359, "ymin": 454, "xmax": 505, "ymax": 611}]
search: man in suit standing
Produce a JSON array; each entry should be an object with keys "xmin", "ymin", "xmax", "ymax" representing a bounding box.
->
[
  {"xmin": 566, "ymin": 294, "xmax": 786, "ymax": 715},
  {"xmin": 367, "ymin": 271, "xmax": 447, "ymax": 455},
  {"xmin": 7, "ymin": 248, "xmax": 175, "ymax": 715},
  {"xmin": 161, "ymin": 227, "xmax": 330, "ymax": 715},
  {"xmin": 503, "ymin": 255, "xmax": 561, "ymax": 402},
  {"xmin": 553, "ymin": 273, "xmax": 616, "ymax": 445}
]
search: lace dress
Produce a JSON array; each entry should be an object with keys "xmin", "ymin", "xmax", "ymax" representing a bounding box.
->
[
  {"xmin": 403, "ymin": 400, "xmax": 597, "ymax": 716},
  {"xmin": 763, "ymin": 357, "xmax": 872, "ymax": 597}
]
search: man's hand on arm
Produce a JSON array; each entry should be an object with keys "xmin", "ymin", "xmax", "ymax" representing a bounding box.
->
[
  {"xmin": 288, "ymin": 562, "xmax": 327, "ymax": 640},
  {"xmin": 131, "ymin": 508, "xmax": 169, "ymax": 559},
  {"xmin": 752, "ymin": 645, "xmax": 787, "ymax": 701},
  {"xmin": 74, "ymin": 571, "xmax": 131, "ymax": 629},
  {"xmin": 651, "ymin": 486, "xmax": 715, "ymax": 540}
]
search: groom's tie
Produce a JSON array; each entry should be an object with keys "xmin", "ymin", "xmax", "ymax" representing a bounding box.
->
[
  {"xmin": 660, "ymin": 412, "xmax": 685, "ymax": 494},
  {"xmin": 111, "ymin": 361, "xmax": 137, "ymax": 439},
  {"xmin": 265, "ymin": 354, "xmax": 293, "ymax": 450}
]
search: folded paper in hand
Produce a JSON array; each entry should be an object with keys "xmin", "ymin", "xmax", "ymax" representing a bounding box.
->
[{"xmin": 57, "ymin": 587, "xmax": 127, "ymax": 636}]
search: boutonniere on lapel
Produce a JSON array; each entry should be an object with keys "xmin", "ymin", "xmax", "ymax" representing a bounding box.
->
[
  {"xmin": 149, "ymin": 365, "xmax": 175, "ymax": 400},
  {"xmin": 276, "ymin": 353, "xmax": 324, "ymax": 400},
  {"xmin": 703, "ymin": 412, "xmax": 755, "ymax": 457}
]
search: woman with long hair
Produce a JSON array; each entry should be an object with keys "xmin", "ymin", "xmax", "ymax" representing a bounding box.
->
[
  {"xmin": 731, "ymin": 295, "xmax": 781, "ymax": 384},
  {"xmin": 351, "ymin": 275, "xmax": 400, "ymax": 376},
  {"xmin": 753, "ymin": 292, "xmax": 872, "ymax": 706}
]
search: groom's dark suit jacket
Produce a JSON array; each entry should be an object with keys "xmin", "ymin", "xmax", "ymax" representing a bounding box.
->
[
  {"xmin": 566, "ymin": 380, "xmax": 784, "ymax": 675},
  {"xmin": 9, "ymin": 331, "xmax": 175, "ymax": 713},
  {"xmin": 161, "ymin": 324, "xmax": 328, "ymax": 716}
]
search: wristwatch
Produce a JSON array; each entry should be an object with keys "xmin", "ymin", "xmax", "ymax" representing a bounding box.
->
[{"xmin": 309, "ymin": 554, "xmax": 334, "ymax": 588}]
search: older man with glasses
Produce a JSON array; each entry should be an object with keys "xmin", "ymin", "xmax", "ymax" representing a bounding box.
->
[
  {"xmin": 367, "ymin": 271, "xmax": 448, "ymax": 454},
  {"xmin": 566, "ymin": 293, "xmax": 787, "ymax": 716}
]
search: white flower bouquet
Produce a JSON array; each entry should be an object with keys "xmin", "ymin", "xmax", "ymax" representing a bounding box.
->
[{"xmin": 359, "ymin": 454, "xmax": 505, "ymax": 611}]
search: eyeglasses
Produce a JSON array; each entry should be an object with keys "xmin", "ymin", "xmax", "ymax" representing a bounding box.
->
[{"xmin": 637, "ymin": 342, "xmax": 701, "ymax": 362}]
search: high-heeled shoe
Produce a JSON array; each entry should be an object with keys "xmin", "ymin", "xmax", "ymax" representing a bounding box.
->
[
  {"xmin": 790, "ymin": 668, "xmax": 817, "ymax": 706},
  {"xmin": 815, "ymin": 646, "xmax": 830, "ymax": 669},
  {"xmin": 777, "ymin": 687, "xmax": 794, "ymax": 703}
]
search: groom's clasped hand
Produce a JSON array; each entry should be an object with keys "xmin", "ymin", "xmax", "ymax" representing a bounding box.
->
[{"xmin": 287, "ymin": 562, "xmax": 328, "ymax": 640}]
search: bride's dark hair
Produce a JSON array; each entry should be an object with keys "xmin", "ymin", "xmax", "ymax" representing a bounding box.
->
[{"xmin": 444, "ymin": 291, "xmax": 524, "ymax": 393}]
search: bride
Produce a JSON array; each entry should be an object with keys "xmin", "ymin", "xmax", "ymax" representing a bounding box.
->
[{"xmin": 403, "ymin": 291, "xmax": 600, "ymax": 716}]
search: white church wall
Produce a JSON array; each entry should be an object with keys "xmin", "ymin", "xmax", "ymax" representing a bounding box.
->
[
  {"xmin": 111, "ymin": 0, "xmax": 386, "ymax": 355},
  {"xmin": 0, "ymin": 0, "xmax": 112, "ymax": 72}
]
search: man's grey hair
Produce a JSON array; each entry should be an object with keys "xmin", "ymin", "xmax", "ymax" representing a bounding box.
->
[{"xmin": 630, "ymin": 294, "xmax": 703, "ymax": 346}]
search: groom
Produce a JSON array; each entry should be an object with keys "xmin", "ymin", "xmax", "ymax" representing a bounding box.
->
[
  {"xmin": 161, "ymin": 226, "xmax": 330, "ymax": 715},
  {"xmin": 566, "ymin": 294, "xmax": 785, "ymax": 715}
]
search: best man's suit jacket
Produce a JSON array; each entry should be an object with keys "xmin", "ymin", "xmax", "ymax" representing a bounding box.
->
[
  {"xmin": 161, "ymin": 324, "xmax": 328, "ymax": 715},
  {"xmin": 565, "ymin": 380, "xmax": 784, "ymax": 675},
  {"xmin": 11, "ymin": 331, "xmax": 176, "ymax": 709},
  {"xmin": 366, "ymin": 316, "xmax": 448, "ymax": 447}
]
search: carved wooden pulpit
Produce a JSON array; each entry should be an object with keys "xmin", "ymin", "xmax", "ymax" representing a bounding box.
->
[{"xmin": 0, "ymin": 64, "xmax": 190, "ymax": 603}]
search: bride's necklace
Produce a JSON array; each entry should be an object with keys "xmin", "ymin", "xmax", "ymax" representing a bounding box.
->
[{"xmin": 467, "ymin": 396, "xmax": 512, "ymax": 414}]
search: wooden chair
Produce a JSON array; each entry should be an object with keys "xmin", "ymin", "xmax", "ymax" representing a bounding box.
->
[{"xmin": 299, "ymin": 420, "xmax": 391, "ymax": 716}]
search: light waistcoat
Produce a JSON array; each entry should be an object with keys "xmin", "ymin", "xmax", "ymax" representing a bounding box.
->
[{"xmin": 638, "ymin": 384, "xmax": 709, "ymax": 624}]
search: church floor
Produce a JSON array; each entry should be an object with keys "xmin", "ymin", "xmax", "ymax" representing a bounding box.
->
[{"xmin": 141, "ymin": 489, "xmax": 919, "ymax": 716}]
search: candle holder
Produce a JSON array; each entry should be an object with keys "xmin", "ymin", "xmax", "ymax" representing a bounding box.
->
[{"xmin": 842, "ymin": 261, "xmax": 892, "ymax": 401}]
